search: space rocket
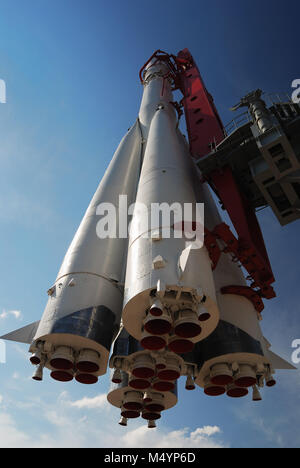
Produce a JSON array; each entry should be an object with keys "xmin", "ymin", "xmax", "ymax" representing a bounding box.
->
[{"xmin": 1, "ymin": 49, "xmax": 295, "ymax": 428}]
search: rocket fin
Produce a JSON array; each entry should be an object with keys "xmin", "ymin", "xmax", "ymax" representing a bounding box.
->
[
  {"xmin": 1, "ymin": 321, "xmax": 40, "ymax": 344},
  {"xmin": 266, "ymin": 349, "xmax": 296, "ymax": 370},
  {"xmin": 262, "ymin": 336, "xmax": 296, "ymax": 369}
]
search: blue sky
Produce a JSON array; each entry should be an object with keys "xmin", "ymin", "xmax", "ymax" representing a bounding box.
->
[{"xmin": 0, "ymin": 0, "xmax": 299, "ymax": 448}]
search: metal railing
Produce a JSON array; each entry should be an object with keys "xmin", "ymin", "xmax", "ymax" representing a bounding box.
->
[
  {"xmin": 265, "ymin": 92, "xmax": 293, "ymax": 107},
  {"xmin": 223, "ymin": 111, "xmax": 252, "ymax": 137},
  {"xmin": 206, "ymin": 93, "xmax": 298, "ymax": 154}
]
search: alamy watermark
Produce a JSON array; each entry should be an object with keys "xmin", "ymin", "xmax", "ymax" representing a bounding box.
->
[
  {"xmin": 95, "ymin": 196, "xmax": 204, "ymax": 246},
  {"xmin": 291, "ymin": 339, "xmax": 300, "ymax": 365},
  {"xmin": 291, "ymin": 79, "xmax": 300, "ymax": 104},
  {"xmin": 0, "ymin": 79, "xmax": 6, "ymax": 104}
]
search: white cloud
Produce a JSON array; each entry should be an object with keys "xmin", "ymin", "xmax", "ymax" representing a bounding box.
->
[
  {"xmin": 0, "ymin": 310, "xmax": 22, "ymax": 321},
  {"xmin": 191, "ymin": 426, "xmax": 221, "ymax": 437},
  {"xmin": 120, "ymin": 425, "xmax": 225, "ymax": 449},
  {"xmin": 0, "ymin": 389, "xmax": 227, "ymax": 448},
  {"xmin": 69, "ymin": 394, "xmax": 109, "ymax": 410},
  {"xmin": 0, "ymin": 413, "xmax": 30, "ymax": 448}
]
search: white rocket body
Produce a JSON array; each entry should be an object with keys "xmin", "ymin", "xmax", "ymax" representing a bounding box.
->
[
  {"xmin": 122, "ymin": 61, "xmax": 219, "ymax": 346},
  {"xmin": 35, "ymin": 122, "xmax": 142, "ymax": 376}
]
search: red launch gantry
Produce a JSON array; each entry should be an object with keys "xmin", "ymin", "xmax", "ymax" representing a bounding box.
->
[{"xmin": 140, "ymin": 48, "xmax": 300, "ymax": 313}]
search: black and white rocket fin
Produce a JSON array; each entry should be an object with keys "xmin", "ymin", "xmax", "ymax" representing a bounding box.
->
[
  {"xmin": 266, "ymin": 350, "xmax": 296, "ymax": 370},
  {"xmin": 1, "ymin": 321, "xmax": 40, "ymax": 344},
  {"xmin": 262, "ymin": 336, "xmax": 296, "ymax": 370}
]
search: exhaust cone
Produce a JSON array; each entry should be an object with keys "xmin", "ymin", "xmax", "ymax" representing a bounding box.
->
[
  {"xmin": 50, "ymin": 346, "xmax": 74, "ymax": 371},
  {"xmin": 185, "ymin": 375, "xmax": 196, "ymax": 391},
  {"xmin": 30, "ymin": 353, "xmax": 41, "ymax": 365},
  {"xmin": 119, "ymin": 417, "xmax": 128, "ymax": 427},
  {"xmin": 234, "ymin": 364, "xmax": 257, "ymax": 388},
  {"xmin": 252, "ymin": 385, "xmax": 262, "ymax": 401},
  {"xmin": 157, "ymin": 369, "xmax": 180, "ymax": 381},
  {"xmin": 204, "ymin": 385, "xmax": 226, "ymax": 397},
  {"xmin": 50, "ymin": 358, "xmax": 73, "ymax": 371},
  {"xmin": 266, "ymin": 377, "xmax": 276, "ymax": 387},
  {"xmin": 50, "ymin": 370, "xmax": 74, "ymax": 382},
  {"xmin": 174, "ymin": 322, "xmax": 202, "ymax": 339},
  {"xmin": 174, "ymin": 310, "xmax": 201, "ymax": 339},
  {"xmin": 141, "ymin": 333, "xmax": 167, "ymax": 351},
  {"xmin": 227, "ymin": 385, "xmax": 248, "ymax": 398},
  {"xmin": 132, "ymin": 367, "xmax": 155, "ymax": 379},
  {"xmin": 149, "ymin": 302, "xmax": 164, "ymax": 317},
  {"xmin": 112, "ymin": 368, "xmax": 122, "ymax": 384},
  {"xmin": 121, "ymin": 408, "xmax": 140, "ymax": 419},
  {"xmin": 211, "ymin": 375, "xmax": 233, "ymax": 386},
  {"xmin": 129, "ymin": 377, "xmax": 151, "ymax": 391},
  {"xmin": 75, "ymin": 373, "xmax": 98, "ymax": 385},
  {"xmin": 145, "ymin": 403, "xmax": 165, "ymax": 413},
  {"xmin": 144, "ymin": 318, "xmax": 172, "ymax": 336},
  {"xmin": 152, "ymin": 379, "xmax": 175, "ymax": 392},
  {"xmin": 142, "ymin": 411, "xmax": 161, "ymax": 421},
  {"xmin": 76, "ymin": 349, "xmax": 100, "ymax": 373},
  {"xmin": 132, "ymin": 355, "xmax": 155, "ymax": 379},
  {"xmin": 123, "ymin": 401, "xmax": 143, "ymax": 411},
  {"xmin": 168, "ymin": 337, "xmax": 194, "ymax": 354},
  {"xmin": 148, "ymin": 420, "xmax": 157, "ymax": 429},
  {"xmin": 198, "ymin": 311, "xmax": 211, "ymax": 322},
  {"xmin": 210, "ymin": 364, "xmax": 233, "ymax": 386}
]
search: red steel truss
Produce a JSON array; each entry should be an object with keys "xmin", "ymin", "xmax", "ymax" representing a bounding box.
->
[{"xmin": 139, "ymin": 49, "xmax": 276, "ymax": 309}]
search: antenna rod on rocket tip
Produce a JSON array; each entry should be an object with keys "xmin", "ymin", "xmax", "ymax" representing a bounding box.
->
[{"xmin": 1, "ymin": 48, "xmax": 297, "ymax": 430}]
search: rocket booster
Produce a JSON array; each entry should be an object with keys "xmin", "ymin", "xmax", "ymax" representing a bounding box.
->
[
  {"xmin": 184, "ymin": 185, "xmax": 295, "ymax": 399},
  {"xmin": 123, "ymin": 59, "xmax": 219, "ymax": 354},
  {"xmin": 3, "ymin": 120, "xmax": 143, "ymax": 383}
]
